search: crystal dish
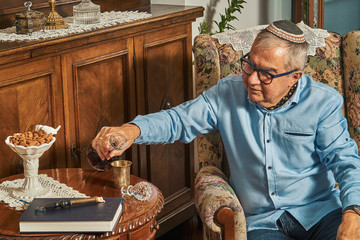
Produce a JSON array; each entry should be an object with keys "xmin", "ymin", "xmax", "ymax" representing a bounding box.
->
[{"xmin": 73, "ymin": 0, "xmax": 100, "ymax": 24}]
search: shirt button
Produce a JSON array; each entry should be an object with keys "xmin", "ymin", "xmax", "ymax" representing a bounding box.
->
[
  {"xmin": 268, "ymin": 166, "xmax": 272, "ymax": 170},
  {"xmin": 271, "ymin": 192, "xmax": 275, "ymax": 196},
  {"xmin": 266, "ymin": 140, "xmax": 270, "ymax": 143}
]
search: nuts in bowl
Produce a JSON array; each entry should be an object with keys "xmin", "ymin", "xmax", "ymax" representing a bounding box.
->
[
  {"xmin": 9, "ymin": 130, "xmax": 53, "ymax": 147},
  {"xmin": 5, "ymin": 125, "xmax": 61, "ymax": 156}
]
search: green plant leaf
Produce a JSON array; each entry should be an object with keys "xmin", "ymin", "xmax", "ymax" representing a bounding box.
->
[{"xmin": 200, "ymin": 0, "xmax": 246, "ymax": 34}]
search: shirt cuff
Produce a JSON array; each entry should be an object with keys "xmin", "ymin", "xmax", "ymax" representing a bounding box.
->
[{"xmin": 128, "ymin": 116, "xmax": 148, "ymax": 144}]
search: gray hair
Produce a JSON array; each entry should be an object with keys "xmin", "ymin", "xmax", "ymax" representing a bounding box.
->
[{"xmin": 251, "ymin": 29, "xmax": 309, "ymax": 71}]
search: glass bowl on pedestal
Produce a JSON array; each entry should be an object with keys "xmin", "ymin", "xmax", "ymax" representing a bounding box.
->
[{"xmin": 5, "ymin": 125, "xmax": 61, "ymax": 201}]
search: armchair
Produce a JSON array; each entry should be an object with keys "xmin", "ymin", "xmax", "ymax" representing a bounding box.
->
[{"xmin": 193, "ymin": 28, "xmax": 360, "ymax": 240}]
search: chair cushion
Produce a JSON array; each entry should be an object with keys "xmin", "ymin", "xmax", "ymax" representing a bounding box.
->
[{"xmin": 304, "ymin": 32, "xmax": 344, "ymax": 96}]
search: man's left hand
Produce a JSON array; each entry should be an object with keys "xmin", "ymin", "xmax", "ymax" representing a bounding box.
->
[{"xmin": 337, "ymin": 210, "xmax": 360, "ymax": 240}]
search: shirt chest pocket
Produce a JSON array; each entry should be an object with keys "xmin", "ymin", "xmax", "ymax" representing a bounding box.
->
[{"xmin": 283, "ymin": 130, "xmax": 315, "ymax": 142}]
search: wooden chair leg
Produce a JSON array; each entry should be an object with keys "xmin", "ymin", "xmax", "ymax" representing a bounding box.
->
[{"xmin": 215, "ymin": 206, "xmax": 235, "ymax": 240}]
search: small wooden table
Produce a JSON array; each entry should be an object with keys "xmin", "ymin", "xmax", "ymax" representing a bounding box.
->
[{"xmin": 0, "ymin": 168, "xmax": 164, "ymax": 240}]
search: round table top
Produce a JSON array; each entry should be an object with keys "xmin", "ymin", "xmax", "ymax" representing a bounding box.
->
[{"xmin": 0, "ymin": 168, "xmax": 164, "ymax": 239}]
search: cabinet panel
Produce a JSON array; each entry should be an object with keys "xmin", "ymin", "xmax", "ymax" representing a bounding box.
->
[
  {"xmin": 145, "ymin": 39, "xmax": 188, "ymax": 196},
  {"xmin": 61, "ymin": 39, "xmax": 137, "ymax": 169},
  {"xmin": 135, "ymin": 24, "xmax": 194, "ymax": 227},
  {"xmin": 0, "ymin": 57, "xmax": 65, "ymax": 178}
]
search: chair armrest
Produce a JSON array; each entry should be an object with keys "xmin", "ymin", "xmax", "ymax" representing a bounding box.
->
[{"xmin": 195, "ymin": 166, "xmax": 247, "ymax": 240}]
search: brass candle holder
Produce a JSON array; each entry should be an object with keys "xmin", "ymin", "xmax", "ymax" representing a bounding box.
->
[{"xmin": 45, "ymin": 0, "xmax": 68, "ymax": 30}]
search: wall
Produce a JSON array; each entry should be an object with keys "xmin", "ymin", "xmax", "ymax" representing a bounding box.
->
[
  {"xmin": 324, "ymin": 0, "xmax": 360, "ymax": 35},
  {"xmin": 151, "ymin": 0, "xmax": 291, "ymax": 40},
  {"xmin": 152, "ymin": 1, "xmax": 358, "ymax": 38}
]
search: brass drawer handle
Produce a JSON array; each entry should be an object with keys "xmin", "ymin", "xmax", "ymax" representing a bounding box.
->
[{"xmin": 150, "ymin": 222, "xmax": 159, "ymax": 232}]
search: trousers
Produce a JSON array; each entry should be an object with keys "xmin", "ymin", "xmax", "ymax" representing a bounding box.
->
[{"xmin": 247, "ymin": 208, "xmax": 342, "ymax": 240}]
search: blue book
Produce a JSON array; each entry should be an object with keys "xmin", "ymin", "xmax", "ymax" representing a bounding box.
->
[{"xmin": 19, "ymin": 197, "xmax": 123, "ymax": 233}]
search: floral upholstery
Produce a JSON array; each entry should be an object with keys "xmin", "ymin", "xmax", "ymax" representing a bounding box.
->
[
  {"xmin": 343, "ymin": 31, "xmax": 360, "ymax": 148},
  {"xmin": 304, "ymin": 32, "xmax": 345, "ymax": 115},
  {"xmin": 193, "ymin": 29, "xmax": 360, "ymax": 239},
  {"xmin": 195, "ymin": 166, "xmax": 246, "ymax": 239},
  {"xmin": 193, "ymin": 34, "xmax": 246, "ymax": 240}
]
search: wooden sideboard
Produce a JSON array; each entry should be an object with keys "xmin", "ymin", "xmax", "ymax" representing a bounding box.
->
[{"xmin": 0, "ymin": 4, "xmax": 203, "ymax": 237}]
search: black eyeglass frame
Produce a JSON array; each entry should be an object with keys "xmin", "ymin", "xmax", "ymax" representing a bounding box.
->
[{"xmin": 240, "ymin": 53, "xmax": 298, "ymax": 85}]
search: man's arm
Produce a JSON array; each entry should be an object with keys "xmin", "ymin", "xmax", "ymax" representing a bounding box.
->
[
  {"xmin": 315, "ymin": 93, "xmax": 360, "ymax": 239},
  {"xmin": 92, "ymin": 90, "xmax": 220, "ymax": 160}
]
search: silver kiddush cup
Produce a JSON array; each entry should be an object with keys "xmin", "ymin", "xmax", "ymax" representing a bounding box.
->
[{"xmin": 111, "ymin": 160, "xmax": 132, "ymax": 189}]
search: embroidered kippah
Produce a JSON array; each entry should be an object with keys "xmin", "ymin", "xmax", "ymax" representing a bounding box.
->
[{"xmin": 266, "ymin": 20, "xmax": 306, "ymax": 44}]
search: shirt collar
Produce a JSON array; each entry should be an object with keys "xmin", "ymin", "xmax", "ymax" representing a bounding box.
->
[{"xmin": 288, "ymin": 75, "xmax": 304, "ymax": 105}]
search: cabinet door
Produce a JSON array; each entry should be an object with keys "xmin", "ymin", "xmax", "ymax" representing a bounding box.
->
[
  {"xmin": 134, "ymin": 24, "xmax": 195, "ymax": 232},
  {"xmin": 0, "ymin": 56, "xmax": 65, "ymax": 178},
  {"xmin": 61, "ymin": 38, "xmax": 137, "ymax": 169}
]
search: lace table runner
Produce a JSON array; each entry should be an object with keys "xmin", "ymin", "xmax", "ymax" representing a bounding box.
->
[
  {"xmin": 0, "ymin": 10, "xmax": 152, "ymax": 42},
  {"xmin": 0, "ymin": 174, "xmax": 88, "ymax": 211},
  {"xmin": 212, "ymin": 21, "xmax": 330, "ymax": 56}
]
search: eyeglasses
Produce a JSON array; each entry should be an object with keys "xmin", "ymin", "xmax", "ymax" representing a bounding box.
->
[{"xmin": 240, "ymin": 53, "xmax": 298, "ymax": 85}]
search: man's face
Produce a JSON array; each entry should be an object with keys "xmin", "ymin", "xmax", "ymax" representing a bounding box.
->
[{"xmin": 242, "ymin": 47, "xmax": 301, "ymax": 109}]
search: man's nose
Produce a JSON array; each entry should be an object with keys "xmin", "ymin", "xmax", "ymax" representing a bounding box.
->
[{"xmin": 247, "ymin": 71, "xmax": 261, "ymax": 84}]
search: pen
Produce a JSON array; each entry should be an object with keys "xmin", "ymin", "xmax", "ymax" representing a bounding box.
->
[
  {"xmin": 19, "ymin": 199, "xmax": 30, "ymax": 205},
  {"xmin": 35, "ymin": 196, "xmax": 105, "ymax": 212}
]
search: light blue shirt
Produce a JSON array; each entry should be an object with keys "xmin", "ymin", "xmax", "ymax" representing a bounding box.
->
[{"xmin": 131, "ymin": 74, "xmax": 360, "ymax": 232}]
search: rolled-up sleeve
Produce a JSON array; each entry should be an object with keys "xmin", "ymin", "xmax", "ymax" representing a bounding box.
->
[{"xmin": 316, "ymin": 93, "xmax": 360, "ymax": 209}]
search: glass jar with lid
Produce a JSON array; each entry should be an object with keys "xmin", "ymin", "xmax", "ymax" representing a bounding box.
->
[{"xmin": 73, "ymin": 0, "xmax": 100, "ymax": 24}]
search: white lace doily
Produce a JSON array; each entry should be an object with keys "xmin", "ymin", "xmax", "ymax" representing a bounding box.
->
[
  {"xmin": 0, "ymin": 174, "xmax": 88, "ymax": 211},
  {"xmin": 0, "ymin": 10, "xmax": 152, "ymax": 42},
  {"xmin": 212, "ymin": 21, "xmax": 330, "ymax": 56}
]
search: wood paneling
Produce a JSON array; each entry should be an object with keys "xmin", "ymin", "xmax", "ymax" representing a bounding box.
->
[
  {"xmin": 61, "ymin": 38, "xmax": 136, "ymax": 168},
  {"xmin": 0, "ymin": 56, "xmax": 65, "ymax": 177},
  {"xmin": 135, "ymin": 24, "xmax": 195, "ymax": 236}
]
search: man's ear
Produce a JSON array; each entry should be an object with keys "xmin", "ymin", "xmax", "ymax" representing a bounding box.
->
[{"xmin": 289, "ymin": 71, "xmax": 303, "ymax": 86}]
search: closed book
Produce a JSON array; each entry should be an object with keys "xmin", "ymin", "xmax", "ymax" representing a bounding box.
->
[{"xmin": 19, "ymin": 197, "xmax": 123, "ymax": 233}]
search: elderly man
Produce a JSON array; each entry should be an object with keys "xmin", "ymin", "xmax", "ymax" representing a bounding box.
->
[{"xmin": 92, "ymin": 20, "xmax": 360, "ymax": 240}]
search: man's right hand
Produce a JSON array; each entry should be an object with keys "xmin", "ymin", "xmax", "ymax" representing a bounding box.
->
[{"xmin": 91, "ymin": 124, "xmax": 141, "ymax": 161}]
